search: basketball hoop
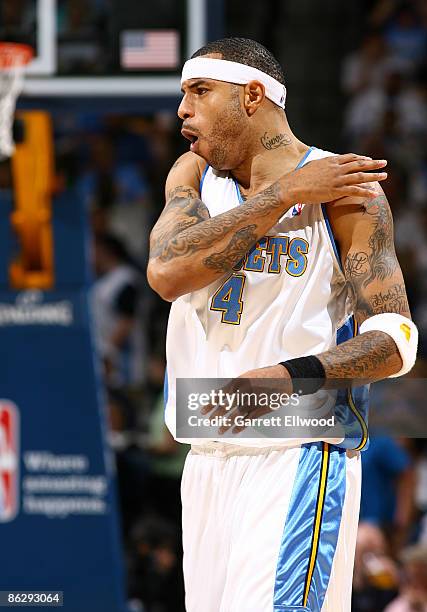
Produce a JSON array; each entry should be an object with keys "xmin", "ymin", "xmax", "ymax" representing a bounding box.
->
[{"xmin": 0, "ymin": 43, "xmax": 33, "ymax": 160}]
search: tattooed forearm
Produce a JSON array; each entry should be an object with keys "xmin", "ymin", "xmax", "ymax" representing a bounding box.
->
[
  {"xmin": 318, "ymin": 330, "xmax": 402, "ymax": 380},
  {"xmin": 149, "ymin": 190, "xmax": 210, "ymax": 259},
  {"xmin": 150, "ymin": 183, "xmax": 283, "ymax": 270},
  {"xmin": 203, "ymin": 225, "xmax": 258, "ymax": 272}
]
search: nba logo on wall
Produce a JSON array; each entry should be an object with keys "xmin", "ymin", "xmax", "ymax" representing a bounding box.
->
[{"xmin": 0, "ymin": 401, "xmax": 19, "ymax": 522}]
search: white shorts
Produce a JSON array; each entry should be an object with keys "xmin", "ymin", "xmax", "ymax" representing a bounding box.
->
[{"xmin": 181, "ymin": 441, "xmax": 361, "ymax": 612}]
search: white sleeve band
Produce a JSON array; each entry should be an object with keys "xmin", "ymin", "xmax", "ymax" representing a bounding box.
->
[
  {"xmin": 359, "ymin": 313, "xmax": 418, "ymax": 378},
  {"xmin": 181, "ymin": 57, "xmax": 287, "ymax": 109}
]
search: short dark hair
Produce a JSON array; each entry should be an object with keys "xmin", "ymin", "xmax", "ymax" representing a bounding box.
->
[{"xmin": 191, "ymin": 37, "xmax": 286, "ymax": 86}]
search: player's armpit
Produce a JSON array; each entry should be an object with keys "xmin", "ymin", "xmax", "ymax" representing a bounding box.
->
[{"xmin": 317, "ymin": 185, "xmax": 411, "ymax": 381}]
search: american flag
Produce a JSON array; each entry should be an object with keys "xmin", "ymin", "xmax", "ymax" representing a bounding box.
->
[{"xmin": 121, "ymin": 30, "xmax": 179, "ymax": 70}]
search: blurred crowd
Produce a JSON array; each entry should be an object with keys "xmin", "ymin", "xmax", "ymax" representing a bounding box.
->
[
  {"xmin": 342, "ymin": 2, "xmax": 427, "ymax": 611},
  {"xmin": 342, "ymin": 0, "xmax": 427, "ymax": 357}
]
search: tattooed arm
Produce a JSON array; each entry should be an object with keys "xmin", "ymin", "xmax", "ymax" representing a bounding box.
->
[
  {"xmin": 232, "ymin": 184, "xmax": 411, "ymax": 398},
  {"xmin": 147, "ymin": 152, "xmax": 282, "ymax": 300},
  {"xmin": 147, "ymin": 152, "xmax": 388, "ymax": 301},
  {"xmin": 315, "ymin": 185, "xmax": 410, "ymax": 381}
]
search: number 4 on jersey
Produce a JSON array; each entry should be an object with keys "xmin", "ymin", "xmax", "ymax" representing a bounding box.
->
[{"xmin": 210, "ymin": 274, "xmax": 246, "ymax": 325}]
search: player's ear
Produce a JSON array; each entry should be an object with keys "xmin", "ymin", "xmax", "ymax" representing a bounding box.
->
[{"xmin": 243, "ymin": 80, "xmax": 265, "ymax": 116}]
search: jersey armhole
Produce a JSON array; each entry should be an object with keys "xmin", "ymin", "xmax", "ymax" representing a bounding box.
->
[
  {"xmin": 199, "ymin": 164, "xmax": 209, "ymax": 197},
  {"xmin": 320, "ymin": 203, "xmax": 344, "ymax": 275}
]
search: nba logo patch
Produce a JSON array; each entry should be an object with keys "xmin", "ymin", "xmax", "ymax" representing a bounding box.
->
[
  {"xmin": 292, "ymin": 203, "xmax": 303, "ymax": 216},
  {"xmin": 0, "ymin": 401, "xmax": 19, "ymax": 522}
]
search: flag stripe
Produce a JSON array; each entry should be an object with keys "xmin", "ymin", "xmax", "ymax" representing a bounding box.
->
[{"xmin": 121, "ymin": 29, "xmax": 179, "ymax": 69}]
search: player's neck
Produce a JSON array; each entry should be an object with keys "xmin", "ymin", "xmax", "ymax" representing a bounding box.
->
[{"xmin": 231, "ymin": 118, "xmax": 309, "ymax": 195}]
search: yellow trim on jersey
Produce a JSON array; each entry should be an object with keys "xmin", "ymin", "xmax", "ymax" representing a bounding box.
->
[
  {"xmin": 348, "ymin": 318, "xmax": 369, "ymax": 451},
  {"xmin": 348, "ymin": 390, "xmax": 368, "ymax": 451},
  {"xmin": 302, "ymin": 442, "xmax": 330, "ymax": 607}
]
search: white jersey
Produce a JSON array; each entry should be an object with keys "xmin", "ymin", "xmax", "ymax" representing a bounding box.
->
[{"xmin": 165, "ymin": 147, "xmax": 369, "ymax": 448}]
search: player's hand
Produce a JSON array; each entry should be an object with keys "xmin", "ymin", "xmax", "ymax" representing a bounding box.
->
[
  {"xmin": 284, "ymin": 153, "xmax": 387, "ymax": 205},
  {"xmin": 201, "ymin": 365, "xmax": 292, "ymax": 435}
]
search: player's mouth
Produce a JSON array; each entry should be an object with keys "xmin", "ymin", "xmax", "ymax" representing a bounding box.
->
[{"xmin": 181, "ymin": 128, "xmax": 200, "ymax": 153}]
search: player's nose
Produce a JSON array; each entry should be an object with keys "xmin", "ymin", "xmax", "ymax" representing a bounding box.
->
[{"xmin": 177, "ymin": 95, "xmax": 194, "ymax": 120}]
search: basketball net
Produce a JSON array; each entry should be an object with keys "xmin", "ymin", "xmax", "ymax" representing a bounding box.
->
[{"xmin": 0, "ymin": 43, "xmax": 33, "ymax": 161}]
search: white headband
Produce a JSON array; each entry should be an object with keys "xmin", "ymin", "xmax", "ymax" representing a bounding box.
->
[{"xmin": 181, "ymin": 57, "xmax": 287, "ymax": 109}]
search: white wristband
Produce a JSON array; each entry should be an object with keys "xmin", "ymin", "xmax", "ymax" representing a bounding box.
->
[{"xmin": 359, "ymin": 313, "xmax": 418, "ymax": 377}]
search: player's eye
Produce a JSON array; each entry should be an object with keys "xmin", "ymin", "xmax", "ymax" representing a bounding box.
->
[{"xmin": 197, "ymin": 88, "xmax": 208, "ymax": 95}]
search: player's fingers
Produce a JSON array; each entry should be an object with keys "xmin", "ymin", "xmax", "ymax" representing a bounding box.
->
[
  {"xmin": 335, "ymin": 153, "xmax": 373, "ymax": 164},
  {"xmin": 341, "ymin": 185, "xmax": 383, "ymax": 198},
  {"xmin": 341, "ymin": 159, "xmax": 387, "ymax": 173},
  {"xmin": 206, "ymin": 404, "xmax": 228, "ymax": 419},
  {"xmin": 200, "ymin": 396, "xmax": 224, "ymax": 416},
  {"xmin": 200, "ymin": 379, "xmax": 237, "ymax": 415},
  {"xmin": 218, "ymin": 405, "xmax": 253, "ymax": 435},
  {"xmin": 340, "ymin": 171, "xmax": 387, "ymax": 185},
  {"xmin": 230, "ymin": 407, "xmax": 272, "ymax": 435},
  {"xmin": 203, "ymin": 397, "xmax": 234, "ymax": 419},
  {"xmin": 217, "ymin": 390, "xmax": 255, "ymax": 433},
  {"xmin": 217, "ymin": 405, "xmax": 241, "ymax": 434},
  {"xmin": 217, "ymin": 419, "xmax": 234, "ymax": 435},
  {"xmin": 204, "ymin": 379, "xmax": 247, "ymax": 419}
]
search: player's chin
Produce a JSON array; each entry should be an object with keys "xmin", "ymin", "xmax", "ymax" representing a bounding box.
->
[
  {"xmin": 191, "ymin": 139, "xmax": 214, "ymax": 166},
  {"xmin": 205, "ymin": 151, "xmax": 232, "ymax": 171},
  {"xmin": 192, "ymin": 140, "xmax": 212, "ymax": 165}
]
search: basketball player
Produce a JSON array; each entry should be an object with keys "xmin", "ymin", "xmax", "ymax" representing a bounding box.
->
[{"xmin": 147, "ymin": 38, "xmax": 418, "ymax": 612}]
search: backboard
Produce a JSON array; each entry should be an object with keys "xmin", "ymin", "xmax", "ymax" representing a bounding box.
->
[{"xmin": 0, "ymin": 0, "xmax": 222, "ymax": 99}]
